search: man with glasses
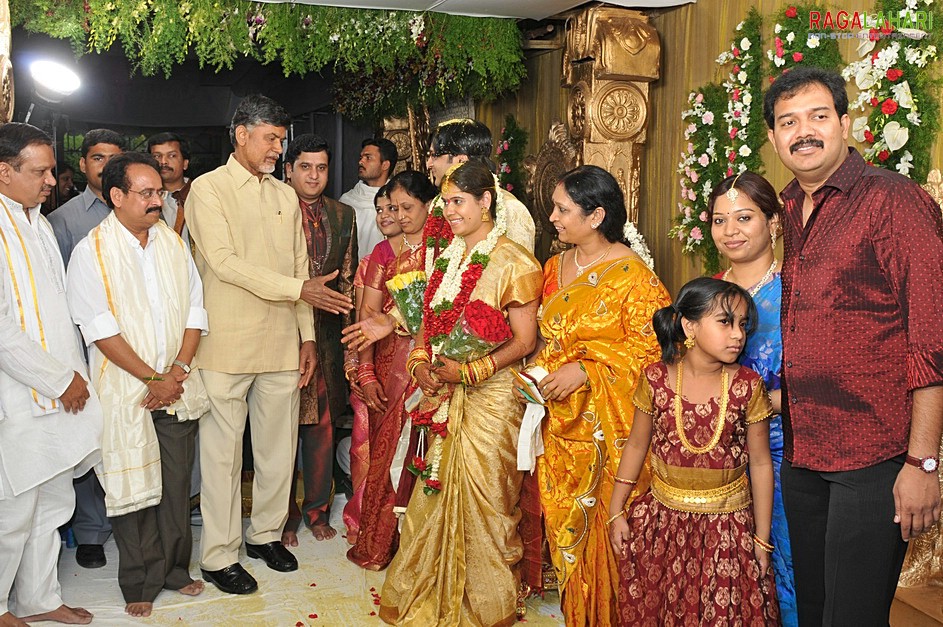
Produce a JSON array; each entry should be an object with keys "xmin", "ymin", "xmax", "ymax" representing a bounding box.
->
[
  {"xmin": 66, "ymin": 152, "xmax": 208, "ymax": 617},
  {"xmin": 48, "ymin": 127, "xmax": 126, "ymax": 571},
  {"xmin": 425, "ymin": 119, "xmax": 535, "ymax": 251}
]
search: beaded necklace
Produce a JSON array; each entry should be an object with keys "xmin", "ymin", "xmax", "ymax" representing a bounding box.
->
[{"xmin": 722, "ymin": 258, "xmax": 777, "ymax": 297}]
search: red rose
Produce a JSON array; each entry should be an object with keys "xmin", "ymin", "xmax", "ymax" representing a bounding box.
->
[
  {"xmin": 881, "ymin": 98, "xmax": 898, "ymax": 115},
  {"xmin": 464, "ymin": 300, "xmax": 512, "ymax": 343},
  {"xmin": 868, "ymin": 28, "xmax": 881, "ymax": 42},
  {"xmin": 411, "ymin": 456, "xmax": 427, "ymax": 472},
  {"xmin": 881, "ymin": 20, "xmax": 894, "ymax": 35},
  {"xmin": 792, "ymin": 52, "xmax": 804, "ymax": 62},
  {"xmin": 732, "ymin": 47, "xmax": 740, "ymax": 58},
  {"xmin": 878, "ymin": 150, "xmax": 890, "ymax": 162},
  {"xmin": 425, "ymin": 479, "xmax": 442, "ymax": 491},
  {"xmin": 870, "ymin": 97, "xmax": 879, "ymax": 107},
  {"xmin": 886, "ymin": 68, "xmax": 904, "ymax": 82},
  {"xmin": 785, "ymin": 6, "xmax": 798, "ymax": 18},
  {"xmin": 864, "ymin": 130, "xmax": 875, "ymax": 143},
  {"xmin": 728, "ymin": 151, "xmax": 736, "ymax": 163}
]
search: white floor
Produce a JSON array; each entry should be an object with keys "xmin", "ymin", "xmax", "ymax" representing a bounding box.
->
[{"xmin": 53, "ymin": 494, "xmax": 566, "ymax": 626}]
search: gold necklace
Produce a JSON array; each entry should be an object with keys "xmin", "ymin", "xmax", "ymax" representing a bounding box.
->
[
  {"xmin": 674, "ymin": 360, "xmax": 729, "ymax": 455},
  {"xmin": 722, "ymin": 258, "xmax": 777, "ymax": 297},
  {"xmin": 573, "ymin": 243, "xmax": 612, "ymax": 277}
]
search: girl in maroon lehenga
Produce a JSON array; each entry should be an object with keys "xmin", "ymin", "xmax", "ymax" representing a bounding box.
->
[
  {"xmin": 347, "ymin": 171, "xmax": 437, "ymax": 570},
  {"xmin": 608, "ymin": 277, "xmax": 780, "ymax": 626}
]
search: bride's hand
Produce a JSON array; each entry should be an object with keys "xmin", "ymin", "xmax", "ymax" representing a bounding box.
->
[
  {"xmin": 414, "ymin": 363, "xmax": 443, "ymax": 396},
  {"xmin": 431, "ymin": 356, "xmax": 462, "ymax": 384},
  {"xmin": 537, "ymin": 362, "xmax": 587, "ymax": 402},
  {"xmin": 341, "ymin": 313, "xmax": 394, "ymax": 352}
]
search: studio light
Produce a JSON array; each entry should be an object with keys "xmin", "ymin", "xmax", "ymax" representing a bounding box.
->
[{"xmin": 29, "ymin": 60, "xmax": 80, "ymax": 104}]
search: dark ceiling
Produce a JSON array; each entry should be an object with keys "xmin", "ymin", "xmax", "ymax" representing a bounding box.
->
[{"xmin": 11, "ymin": 28, "xmax": 337, "ymax": 132}]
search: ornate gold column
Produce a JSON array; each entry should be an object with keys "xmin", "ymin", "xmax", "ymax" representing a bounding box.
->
[
  {"xmin": 382, "ymin": 104, "xmax": 430, "ymax": 175},
  {"xmin": 0, "ymin": 0, "xmax": 13, "ymax": 123},
  {"xmin": 563, "ymin": 7, "xmax": 659, "ymax": 224},
  {"xmin": 525, "ymin": 7, "xmax": 659, "ymax": 261}
]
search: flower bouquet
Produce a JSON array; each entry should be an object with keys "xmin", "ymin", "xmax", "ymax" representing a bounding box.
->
[
  {"xmin": 436, "ymin": 299, "xmax": 513, "ymax": 363},
  {"xmin": 386, "ymin": 270, "xmax": 426, "ymax": 336}
]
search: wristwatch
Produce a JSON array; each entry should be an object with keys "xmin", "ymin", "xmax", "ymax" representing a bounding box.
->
[
  {"xmin": 173, "ymin": 359, "xmax": 191, "ymax": 374},
  {"xmin": 905, "ymin": 454, "xmax": 939, "ymax": 473}
]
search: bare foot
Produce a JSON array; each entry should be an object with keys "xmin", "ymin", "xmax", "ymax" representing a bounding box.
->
[
  {"xmin": 124, "ymin": 602, "xmax": 152, "ymax": 618},
  {"xmin": 346, "ymin": 530, "xmax": 358, "ymax": 546},
  {"xmin": 0, "ymin": 612, "xmax": 28, "ymax": 627},
  {"xmin": 281, "ymin": 530, "xmax": 299, "ymax": 547},
  {"xmin": 310, "ymin": 523, "xmax": 337, "ymax": 541},
  {"xmin": 177, "ymin": 580, "xmax": 204, "ymax": 596},
  {"xmin": 21, "ymin": 605, "xmax": 93, "ymax": 624}
]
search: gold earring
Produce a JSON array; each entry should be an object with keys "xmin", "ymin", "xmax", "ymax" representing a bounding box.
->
[
  {"xmin": 481, "ymin": 209, "xmax": 491, "ymax": 223},
  {"xmin": 771, "ymin": 230, "xmax": 777, "ymax": 250},
  {"xmin": 684, "ymin": 336, "xmax": 695, "ymax": 349}
]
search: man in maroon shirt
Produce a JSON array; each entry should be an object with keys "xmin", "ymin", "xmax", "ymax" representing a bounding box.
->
[{"xmin": 764, "ymin": 66, "xmax": 943, "ymax": 625}]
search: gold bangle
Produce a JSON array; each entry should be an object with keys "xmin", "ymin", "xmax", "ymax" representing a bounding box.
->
[
  {"xmin": 752, "ymin": 534, "xmax": 774, "ymax": 553},
  {"xmin": 614, "ymin": 476, "xmax": 638, "ymax": 486},
  {"xmin": 606, "ymin": 511, "xmax": 625, "ymax": 526}
]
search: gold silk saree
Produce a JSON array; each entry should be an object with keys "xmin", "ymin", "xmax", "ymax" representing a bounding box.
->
[{"xmin": 535, "ymin": 253, "xmax": 669, "ymax": 626}]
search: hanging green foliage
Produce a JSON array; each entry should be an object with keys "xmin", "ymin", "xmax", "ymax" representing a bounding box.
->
[{"xmin": 10, "ymin": 0, "xmax": 526, "ymax": 122}]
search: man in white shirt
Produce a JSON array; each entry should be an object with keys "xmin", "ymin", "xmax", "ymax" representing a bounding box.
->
[
  {"xmin": 147, "ymin": 132, "xmax": 192, "ymax": 250},
  {"xmin": 338, "ymin": 137, "xmax": 397, "ymax": 260},
  {"xmin": 67, "ymin": 152, "xmax": 209, "ymax": 618},
  {"xmin": 0, "ymin": 123, "xmax": 102, "ymax": 626}
]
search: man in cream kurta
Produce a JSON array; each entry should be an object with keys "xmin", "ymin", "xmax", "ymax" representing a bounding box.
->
[
  {"xmin": 67, "ymin": 152, "xmax": 209, "ymax": 617},
  {"xmin": 0, "ymin": 123, "xmax": 102, "ymax": 626},
  {"xmin": 186, "ymin": 95, "xmax": 321, "ymax": 596}
]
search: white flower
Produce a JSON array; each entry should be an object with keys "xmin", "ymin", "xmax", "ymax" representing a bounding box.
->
[
  {"xmin": 896, "ymin": 151, "xmax": 914, "ymax": 176},
  {"xmin": 855, "ymin": 66, "xmax": 878, "ymax": 90},
  {"xmin": 891, "ymin": 81, "xmax": 915, "ymax": 109},
  {"xmin": 739, "ymin": 145, "xmax": 752, "ymax": 157},
  {"xmin": 807, "ymin": 34, "xmax": 820, "ymax": 49},
  {"xmin": 742, "ymin": 92, "xmax": 753, "ymax": 106},
  {"xmin": 883, "ymin": 121, "xmax": 910, "ymax": 151},
  {"xmin": 773, "ymin": 56, "xmax": 786, "ymax": 68},
  {"xmin": 736, "ymin": 21, "xmax": 744, "ymax": 31},
  {"xmin": 775, "ymin": 23, "xmax": 783, "ymax": 34},
  {"xmin": 740, "ymin": 37, "xmax": 752, "ymax": 51},
  {"xmin": 857, "ymin": 31, "xmax": 877, "ymax": 57},
  {"xmin": 852, "ymin": 116, "xmax": 870, "ymax": 143},
  {"xmin": 737, "ymin": 71, "xmax": 747, "ymax": 83},
  {"xmin": 906, "ymin": 110, "xmax": 922, "ymax": 125},
  {"xmin": 622, "ymin": 222, "xmax": 655, "ymax": 270},
  {"xmin": 702, "ymin": 111, "xmax": 714, "ymax": 124},
  {"xmin": 786, "ymin": 32, "xmax": 796, "ymax": 44}
]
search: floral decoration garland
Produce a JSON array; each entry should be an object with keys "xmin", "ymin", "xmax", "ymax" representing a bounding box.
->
[
  {"xmin": 495, "ymin": 114, "xmax": 528, "ymax": 194},
  {"xmin": 412, "ymin": 176, "xmax": 508, "ymax": 494},
  {"xmin": 842, "ymin": 0, "xmax": 941, "ymax": 180},
  {"xmin": 669, "ymin": 10, "xmax": 763, "ymax": 275},
  {"xmin": 11, "ymin": 0, "xmax": 525, "ymax": 123},
  {"xmin": 766, "ymin": 4, "xmax": 844, "ymax": 79}
]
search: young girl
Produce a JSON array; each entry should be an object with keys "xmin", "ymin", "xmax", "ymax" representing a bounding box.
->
[{"xmin": 609, "ymin": 277, "xmax": 780, "ymax": 625}]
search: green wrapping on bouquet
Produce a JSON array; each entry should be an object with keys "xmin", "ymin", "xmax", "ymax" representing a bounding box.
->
[{"xmin": 386, "ymin": 271, "xmax": 426, "ymax": 336}]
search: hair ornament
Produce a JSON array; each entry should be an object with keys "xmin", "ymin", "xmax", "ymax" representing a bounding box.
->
[{"xmin": 725, "ymin": 171, "xmax": 743, "ymax": 204}]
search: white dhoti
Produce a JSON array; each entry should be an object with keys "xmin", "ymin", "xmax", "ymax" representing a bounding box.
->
[{"xmin": 0, "ymin": 469, "xmax": 75, "ymax": 616}]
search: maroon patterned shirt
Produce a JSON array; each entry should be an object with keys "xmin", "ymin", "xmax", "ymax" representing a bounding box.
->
[{"xmin": 780, "ymin": 149, "xmax": 943, "ymax": 471}]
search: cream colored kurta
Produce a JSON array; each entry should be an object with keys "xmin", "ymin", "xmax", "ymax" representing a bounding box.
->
[
  {"xmin": 500, "ymin": 189, "xmax": 536, "ymax": 253},
  {"xmin": 186, "ymin": 155, "xmax": 314, "ymax": 373},
  {"xmin": 0, "ymin": 196, "xmax": 102, "ymax": 499}
]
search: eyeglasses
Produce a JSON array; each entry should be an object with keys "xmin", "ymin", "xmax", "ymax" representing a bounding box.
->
[
  {"xmin": 427, "ymin": 150, "xmax": 452, "ymax": 160},
  {"xmin": 125, "ymin": 188, "xmax": 163, "ymax": 200}
]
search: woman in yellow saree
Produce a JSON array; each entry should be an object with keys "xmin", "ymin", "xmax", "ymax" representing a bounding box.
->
[
  {"xmin": 380, "ymin": 161, "xmax": 542, "ymax": 626},
  {"xmin": 528, "ymin": 166, "xmax": 669, "ymax": 626}
]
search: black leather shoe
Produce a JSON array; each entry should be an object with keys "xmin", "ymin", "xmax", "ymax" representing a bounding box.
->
[
  {"xmin": 245, "ymin": 541, "xmax": 298, "ymax": 572},
  {"xmin": 75, "ymin": 544, "xmax": 106, "ymax": 569},
  {"xmin": 201, "ymin": 563, "xmax": 258, "ymax": 595}
]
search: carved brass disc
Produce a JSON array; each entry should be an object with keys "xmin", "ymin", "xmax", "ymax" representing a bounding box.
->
[{"xmin": 592, "ymin": 82, "xmax": 646, "ymax": 141}]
